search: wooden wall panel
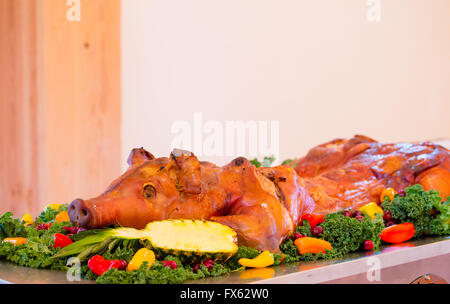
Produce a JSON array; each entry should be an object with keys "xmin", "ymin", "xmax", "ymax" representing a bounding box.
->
[
  {"xmin": 0, "ymin": 0, "xmax": 121, "ymax": 217},
  {"xmin": 0, "ymin": 0, "xmax": 41, "ymax": 217}
]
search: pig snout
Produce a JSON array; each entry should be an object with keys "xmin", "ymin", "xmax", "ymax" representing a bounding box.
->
[{"xmin": 69, "ymin": 198, "xmax": 92, "ymax": 227}]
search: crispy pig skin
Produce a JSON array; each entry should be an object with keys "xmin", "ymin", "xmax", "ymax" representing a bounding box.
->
[
  {"xmin": 292, "ymin": 135, "xmax": 450, "ymax": 213},
  {"xmin": 69, "ymin": 135, "xmax": 450, "ymax": 252}
]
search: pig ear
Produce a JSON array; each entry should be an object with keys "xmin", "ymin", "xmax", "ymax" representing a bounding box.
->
[
  {"xmin": 170, "ymin": 149, "xmax": 202, "ymax": 194},
  {"xmin": 127, "ymin": 147, "xmax": 155, "ymax": 167}
]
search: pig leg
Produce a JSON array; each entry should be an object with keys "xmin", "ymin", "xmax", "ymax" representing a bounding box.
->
[
  {"xmin": 210, "ymin": 213, "xmax": 289, "ymax": 253},
  {"xmin": 210, "ymin": 194, "xmax": 294, "ymax": 253},
  {"xmin": 210, "ymin": 214, "xmax": 270, "ymax": 251}
]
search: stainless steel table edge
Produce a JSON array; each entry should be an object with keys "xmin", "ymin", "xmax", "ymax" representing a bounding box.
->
[{"xmin": 253, "ymin": 237, "xmax": 450, "ymax": 284}]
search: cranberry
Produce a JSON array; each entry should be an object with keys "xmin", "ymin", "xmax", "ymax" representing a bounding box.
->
[
  {"xmin": 202, "ymin": 258, "xmax": 215, "ymax": 271},
  {"xmin": 398, "ymin": 190, "xmax": 405, "ymax": 197},
  {"xmin": 162, "ymin": 260, "xmax": 177, "ymax": 270},
  {"xmin": 385, "ymin": 220, "xmax": 396, "ymax": 227},
  {"xmin": 118, "ymin": 260, "xmax": 128, "ymax": 270},
  {"xmin": 35, "ymin": 223, "xmax": 50, "ymax": 230},
  {"xmin": 63, "ymin": 226, "xmax": 79, "ymax": 234},
  {"xmin": 292, "ymin": 233, "xmax": 304, "ymax": 240},
  {"xmin": 354, "ymin": 215, "xmax": 365, "ymax": 222},
  {"xmin": 192, "ymin": 263, "xmax": 200, "ymax": 273},
  {"xmin": 383, "ymin": 211, "xmax": 392, "ymax": 221},
  {"xmin": 352, "ymin": 210, "xmax": 363, "ymax": 218},
  {"xmin": 363, "ymin": 240, "xmax": 374, "ymax": 251},
  {"xmin": 342, "ymin": 210, "xmax": 353, "ymax": 217},
  {"xmin": 193, "ymin": 258, "xmax": 215, "ymax": 272},
  {"xmin": 311, "ymin": 226, "xmax": 323, "ymax": 237}
]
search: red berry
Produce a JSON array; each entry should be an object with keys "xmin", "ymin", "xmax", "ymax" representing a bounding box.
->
[
  {"xmin": 363, "ymin": 240, "xmax": 374, "ymax": 251},
  {"xmin": 385, "ymin": 220, "xmax": 396, "ymax": 227},
  {"xmin": 36, "ymin": 222, "xmax": 52, "ymax": 230},
  {"xmin": 398, "ymin": 190, "xmax": 405, "ymax": 197},
  {"xmin": 355, "ymin": 215, "xmax": 365, "ymax": 222},
  {"xmin": 342, "ymin": 210, "xmax": 353, "ymax": 217},
  {"xmin": 118, "ymin": 260, "xmax": 128, "ymax": 270},
  {"xmin": 162, "ymin": 260, "xmax": 177, "ymax": 270},
  {"xmin": 202, "ymin": 258, "xmax": 215, "ymax": 271},
  {"xmin": 383, "ymin": 211, "xmax": 392, "ymax": 221},
  {"xmin": 352, "ymin": 210, "xmax": 363, "ymax": 218},
  {"xmin": 311, "ymin": 226, "xmax": 323, "ymax": 237},
  {"xmin": 192, "ymin": 263, "xmax": 200, "ymax": 273},
  {"xmin": 62, "ymin": 226, "xmax": 79, "ymax": 234},
  {"xmin": 292, "ymin": 233, "xmax": 304, "ymax": 240}
]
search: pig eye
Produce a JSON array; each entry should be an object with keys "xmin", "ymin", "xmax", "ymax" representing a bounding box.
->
[{"xmin": 143, "ymin": 184, "xmax": 156, "ymax": 199}]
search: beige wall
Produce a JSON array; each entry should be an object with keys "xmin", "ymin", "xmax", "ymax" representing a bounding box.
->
[{"xmin": 121, "ymin": 0, "xmax": 450, "ymax": 168}]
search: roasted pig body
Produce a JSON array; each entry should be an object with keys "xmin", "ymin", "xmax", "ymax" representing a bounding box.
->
[{"xmin": 69, "ymin": 136, "xmax": 450, "ymax": 252}]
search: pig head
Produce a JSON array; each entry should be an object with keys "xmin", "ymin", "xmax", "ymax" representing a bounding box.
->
[{"xmin": 69, "ymin": 148, "xmax": 313, "ymax": 252}]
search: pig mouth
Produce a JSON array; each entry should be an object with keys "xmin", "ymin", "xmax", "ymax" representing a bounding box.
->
[{"xmin": 69, "ymin": 198, "xmax": 92, "ymax": 227}]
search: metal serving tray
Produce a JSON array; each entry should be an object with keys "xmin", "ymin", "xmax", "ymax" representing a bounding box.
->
[{"xmin": 0, "ymin": 236, "xmax": 448, "ymax": 284}]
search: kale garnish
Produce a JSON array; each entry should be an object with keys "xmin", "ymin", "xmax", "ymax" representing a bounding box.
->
[{"xmin": 382, "ymin": 184, "xmax": 448, "ymax": 237}]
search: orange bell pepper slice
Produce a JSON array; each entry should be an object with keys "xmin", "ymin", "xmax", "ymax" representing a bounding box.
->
[
  {"xmin": 2, "ymin": 237, "xmax": 27, "ymax": 246},
  {"xmin": 380, "ymin": 188, "xmax": 396, "ymax": 202},
  {"xmin": 294, "ymin": 237, "xmax": 332, "ymax": 254},
  {"xmin": 379, "ymin": 222, "xmax": 415, "ymax": 244},
  {"xmin": 55, "ymin": 211, "xmax": 70, "ymax": 223}
]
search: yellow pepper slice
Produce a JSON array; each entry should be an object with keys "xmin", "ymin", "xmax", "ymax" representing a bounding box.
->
[
  {"xmin": 22, "ymin": 213, "xmax": 34, "ymax": 226},
  {"xmin": 359, "ymin": 202, "xmax": 384, "ymax": 219},
  {"xmin": 238, "ymin": 250, "xmax": 274, "ymax": 268},
  {"xmin": 380, "ymin": 188, "xmax": 396, "ymax": 203},
  {"xmin": 294, "ymin": 237, "xmax": 332, "ymax": 254},
  {"xmin": 2, "ymin": 237, "xmax": 27, "ymax": 246},
  {"xmin": 55, "ymin": 211, "xmax": 70, "ymax": 223},
  {"xmin": 127, "ymin": 248, "xmax": 156, "ymax": 271},
  {"xmin": 46, "ymin": 204, "xmax": 62, "ymax": 211}
]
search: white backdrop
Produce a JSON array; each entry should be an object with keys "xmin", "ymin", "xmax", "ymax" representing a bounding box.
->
[{"xmin": 121, "ymin": 0, "xmax": 450, "ymax": 170}]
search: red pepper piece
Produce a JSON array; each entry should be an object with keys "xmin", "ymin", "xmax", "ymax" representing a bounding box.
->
[
  {"xmin": 105, "ymin": 260, "xmax": 123, "ymax": 271},
  {"xmin": 379, "ymin": 222, "xmax": 415, "ymax": 244},
  {"xmin": 301, "ymin": 214, "xmax": 325, "ymax": 227},
  {"xmin": 88, "ymin": 255, "xmax": 109, "ymax": 276},
  {"xmin": 87, "ymin": 255, "xmax": 125, "ymax": 276},
  {"xmin": 52, "ymin": 233, "xmax": 73, "ymax": 249}
]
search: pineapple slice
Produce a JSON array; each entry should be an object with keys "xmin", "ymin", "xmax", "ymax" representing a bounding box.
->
[
  {"xmin": 54, "ymin": 219, "xmax": 238, "ymax": 262},
  {"xmin": 144, "ymin": 219, "xmax": 238, "ymax": 261}
]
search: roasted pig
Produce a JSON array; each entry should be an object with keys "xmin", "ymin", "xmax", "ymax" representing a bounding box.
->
[{"xmin": 68, "ymin": 135, "xmax": 449, "ymax": 252}]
